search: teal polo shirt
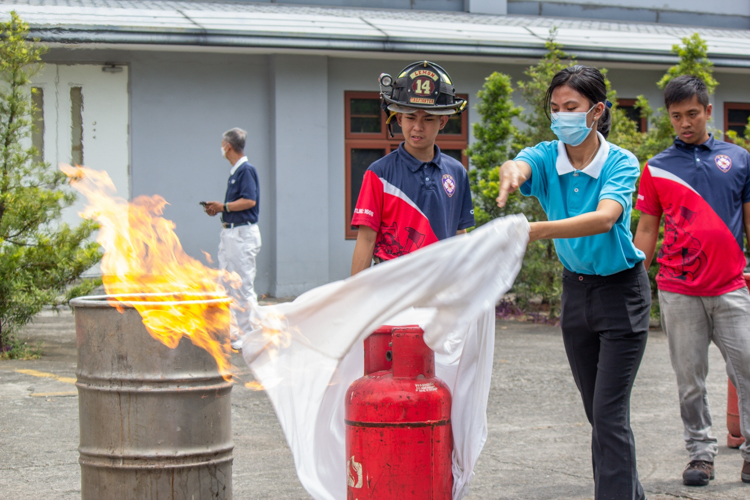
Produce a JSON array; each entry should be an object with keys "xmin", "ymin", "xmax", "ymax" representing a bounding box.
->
[{"xmin": 516, "ymin": 132, "xmax": 645, "ymax": 276}]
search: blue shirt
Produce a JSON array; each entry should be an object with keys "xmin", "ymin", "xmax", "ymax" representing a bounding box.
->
[
  {"xmin": 636, "ymin": 134, "xmax": 750, "ymax": 296},
  {"xmin": 223, "ymin": 161, "xmax": 260, "ymax": 224},
  {"xmin": 351, "ymin": 144, "xmax": 475, "ymax": 260},
  {"xmin": 516, "ymin": 133, "xmax": 645, "ymax": 276},
  {"xmin": 644, "ymin": 134, "xmax": 750, "ymax": 250}
]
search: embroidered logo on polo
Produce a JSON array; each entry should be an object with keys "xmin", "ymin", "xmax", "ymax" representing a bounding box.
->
[
  {"xmin": 715, "ymin": 154, "xmax": 732, "ymax": 172},
  {"xmin": 442, "ymin": 174, "xmax": 456, "ymax": 197}
]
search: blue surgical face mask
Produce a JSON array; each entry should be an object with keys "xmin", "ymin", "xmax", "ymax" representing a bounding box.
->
[{"xmin": 550, "ymin": 104, "xmax": 597, "ymax": 146}]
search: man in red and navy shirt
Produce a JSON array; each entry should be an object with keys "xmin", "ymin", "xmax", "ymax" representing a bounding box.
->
[
  {"xmin": 634, "ymin": 76, "xmax": 750, "ymax": 486},
  {"xmin": 351, "ymin": 61, "xmax": 474, "ymax": 275}
]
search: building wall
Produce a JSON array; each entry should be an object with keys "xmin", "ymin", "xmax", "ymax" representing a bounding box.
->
[
  {"xmin": 43, "ymin": 48, "xmax": 750, "ymax": 296},
  {"xmin": 44, "ymin": 49, "xmax": 275, "ymax": 295},
  {"xmin": 507, "ymin": 1, "xmax": 750, "ymax": 29}
]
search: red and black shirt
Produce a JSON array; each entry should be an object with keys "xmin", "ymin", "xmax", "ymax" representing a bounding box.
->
[
  {"xmin": 351, "ymin": 144, "xmax": 475, "ymax": 261},
  {"xmin": 636, "ymin": 135, "xmax": 750, "ymax": 296}
]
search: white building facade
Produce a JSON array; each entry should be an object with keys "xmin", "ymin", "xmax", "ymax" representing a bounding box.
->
[{"xmin": 3, "ymin": 0, "xmax": 750, "ymax": 296}]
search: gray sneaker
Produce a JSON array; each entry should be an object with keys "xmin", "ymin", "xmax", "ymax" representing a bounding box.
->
[
  {"xmin": 742, "ymin": 460, "xmax": 750, "ymax": 484},
  {"xmin": 683, "ymin": 460, "xmax": 715, "ymax": 486}
]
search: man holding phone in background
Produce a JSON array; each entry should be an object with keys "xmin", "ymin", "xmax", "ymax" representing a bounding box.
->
[{"xmin": 204, "ymin": 128, "xmax": 261, "ymax": 350}]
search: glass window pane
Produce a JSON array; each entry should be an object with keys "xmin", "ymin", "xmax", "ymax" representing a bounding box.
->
[
  {"xmin": 350, "ymin": 117, "xmax": 381, "ymax": 134},
  {"xmin": 31, "ymin": 87, "xmax": 44, "ymax": 162},
  {"xmin": 442, "ymin": 149, "xmax": 463, "ymax": 163},
  {"xmin": 729, "ymin": 125, "xmax": 747, "ymax": 138},
  {"xmin": 350, "ymin": 149, "xmax": 385, "ymax": 221},
  {"xmin": 728, "ymin": 108, "xmax": 750, "ymax": 125},
  {"xmin": 71, "ymin": 86, "xmax": 84, "ymax": 166},
  {"xmin": 350, "ymin": 98, "xmax": 381, "ymax": 134},
  {"xmin": 439, "ymin": 115, "xmax": 462, "ymax": 135},
  {"xmin": 620, "ymin": 105, "xmax": 640, "ymax": 125},
  {"xmin": 351, "ymin": 98, "xmax": 380, "ymax": 115}
]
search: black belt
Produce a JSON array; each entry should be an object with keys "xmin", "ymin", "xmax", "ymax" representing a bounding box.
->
[
  {"xmin": 563, "ymin": 262, "xmax": 646, "ymax": 284},
  {"xmin": 222, "ymin": 221, "xmax": 252, "ymax": 229}
]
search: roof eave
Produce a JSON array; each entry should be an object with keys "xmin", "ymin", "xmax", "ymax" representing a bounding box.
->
[{"xmin": 28, "ymin": 27, "xmax": 750, "ymax": 69}]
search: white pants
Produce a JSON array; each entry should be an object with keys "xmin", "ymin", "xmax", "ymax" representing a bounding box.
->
[
  {"xmin": 218, "ymin": 224, "xmax": 262, "ymax": 340},
  {"xmin": 659, "ymin": 287, "xmax": 750, "ymax": 462}
]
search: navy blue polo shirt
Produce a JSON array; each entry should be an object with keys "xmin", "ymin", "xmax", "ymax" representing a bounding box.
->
[
  {"xmin": 352, "ymin": 143, "xmax": 475, "ymax": 260},
  {"xmin": 636, "ymin": 134, "xmax": 750, "ymax": 295},
  {"xmin": 223, "ymin": 161, "xmax": 260, "ymax": 224}
]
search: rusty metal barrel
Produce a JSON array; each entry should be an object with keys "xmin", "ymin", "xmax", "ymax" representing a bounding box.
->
[{"xmin": 70, "ymin": 294, "xmax": 233, "ymax": 500}]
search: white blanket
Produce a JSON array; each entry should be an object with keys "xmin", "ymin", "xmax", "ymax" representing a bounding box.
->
[{"xmin": 240, "ymin": 215, "xmax": 529, "ymax": 500}]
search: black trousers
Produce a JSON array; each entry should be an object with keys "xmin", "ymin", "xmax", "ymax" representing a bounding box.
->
[{"xmin": 560, "ymin": 264, "xmax": 651, "ymax": 500}]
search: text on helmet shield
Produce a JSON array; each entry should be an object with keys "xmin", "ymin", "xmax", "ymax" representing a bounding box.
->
[
  {"xmin": 412, "ymin": 77, "xmax": 436, "ymax": 96},
  {"xmin": 410, "ymin": 69, "xmax": 439, "ymax": 81}
]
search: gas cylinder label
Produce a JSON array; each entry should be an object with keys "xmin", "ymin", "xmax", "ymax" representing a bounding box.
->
[
  {"xmin": 347, "ymin": 456, "xmax": 363, "ymax": 488},
  {"xmin": 415, "ymin": 382, "xmax": 438, "ymax": 392}
]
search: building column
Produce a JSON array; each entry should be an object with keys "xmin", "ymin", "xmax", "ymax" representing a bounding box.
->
[{"xmin": 269, "ymin": 55, "xmax": 330, "ymax": 297}]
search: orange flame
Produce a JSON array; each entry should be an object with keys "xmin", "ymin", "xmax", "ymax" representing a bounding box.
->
[{"xmin": 62, "ymin": 165, "xmax": 241, "ymax": 378}]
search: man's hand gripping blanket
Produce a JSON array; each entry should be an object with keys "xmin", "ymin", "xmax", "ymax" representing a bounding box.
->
[{"xmin": 239, "ymin": 215, "xmax": 530, "ymax": 500}]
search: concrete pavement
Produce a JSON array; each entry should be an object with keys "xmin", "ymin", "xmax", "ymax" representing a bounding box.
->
[{"xmin": 0, "ymin": 308, "xmax": 748, "ymax": 499}]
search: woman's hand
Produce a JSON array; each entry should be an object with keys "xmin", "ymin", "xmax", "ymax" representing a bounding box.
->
[{"xmin": 497, "ymin": 160, "xmax": 532, "ymax": 207}]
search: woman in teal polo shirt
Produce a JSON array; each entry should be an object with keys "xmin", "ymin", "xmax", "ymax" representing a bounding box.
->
[{"xmin": 498, "ymin": 65, "xmax": 650, "ymax": 500}]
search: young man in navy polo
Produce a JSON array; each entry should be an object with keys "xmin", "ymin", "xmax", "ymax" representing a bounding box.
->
[
  {"xmin": 204, "ymin": 128, "xmax": 262, "ymax": 350},
  {"xmin": 350, "ymin": 61, "xmax": 474, "ymax": 275},
  {"xmin": 634, "ymin": 75, "xmax": 750, "ymax": 486}
]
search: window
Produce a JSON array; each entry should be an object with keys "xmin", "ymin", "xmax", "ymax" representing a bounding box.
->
[
  {"xmin": 344, "ymin": 91, "xmax": 469, "ymax": 239},
  {"xmin": 31, "ymin": 87, "xmax": 44, "ymax": 162},
  {"xmin": 618, "ymin": 98, "xmax": 647, "ymax": 133},
  {"xmin": 71, "ymin": 86, "xmax": 84, "ymax": 166},
  {"xmin": 724, "ymin": 103, "xmax": 750, "ymax": 140}
]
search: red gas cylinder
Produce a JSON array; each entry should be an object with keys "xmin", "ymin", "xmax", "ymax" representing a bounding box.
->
[
  {"xmin": 726, "ymin": 273, "xmax": 750, "ymax": 448},
  {"xmin": 346, "ymin": 326, "xmax": 453, "ymax": 500},
  {"xmin": 727, "ymin": 379, "xmax": 743, "ymax": 448}
]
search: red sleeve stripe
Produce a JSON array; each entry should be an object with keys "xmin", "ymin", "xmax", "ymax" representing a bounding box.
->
[
  {"xmin": 380, "ymin": 177, "xmax": 427, "ymax": 218},
  {"xmin": 649, "ymin": 166, "xmax": 699, "ymax": 194}
]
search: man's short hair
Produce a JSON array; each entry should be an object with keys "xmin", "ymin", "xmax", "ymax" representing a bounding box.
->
[
  {"xmin": 664, "ymin": 76, "xmax": 709, "ymax": 110},
  {"xmin": 223, "ymin": 128, "xmax": 246, "ymax": 153}
]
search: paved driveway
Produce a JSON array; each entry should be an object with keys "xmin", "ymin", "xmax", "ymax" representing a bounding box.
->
[{"xmin": 0, "ymin": 309, "xmax": 747, "ymax": 499}]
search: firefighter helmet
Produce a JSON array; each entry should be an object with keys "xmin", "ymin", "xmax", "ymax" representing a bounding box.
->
[{"xmin": 379, "ymin": 61, "xmax": 466, "ymax": 116}]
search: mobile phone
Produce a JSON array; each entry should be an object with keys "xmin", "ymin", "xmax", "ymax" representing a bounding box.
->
[{"xmin": 199, "ymin": 201, "xmax": 208, "ymax": 207}]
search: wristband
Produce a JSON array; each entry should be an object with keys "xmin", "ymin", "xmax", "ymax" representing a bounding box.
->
[{"xmin": 224, "ymin": 203, "xmax": 230, "ymax": 213}]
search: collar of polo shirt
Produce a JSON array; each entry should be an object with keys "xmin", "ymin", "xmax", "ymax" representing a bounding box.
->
[
  {"xmin": 230, "ymin": 156, "xmax": 249, "ymax": 176},
  {"xmin": 674, "ymin": 133, "xmax": 716, "ymax": 151},
  {"xmin": 555, "ymin": 131, "xmax": 610, "ymax": 179},
  {"xmin": 399, "ymin": 143, "xmax": 444, "ymax": 172}
]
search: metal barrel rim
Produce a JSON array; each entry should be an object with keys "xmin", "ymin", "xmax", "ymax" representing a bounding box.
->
[{"xmin": 70, "ymin": 293, "xmax": 232, "ymax": 309}]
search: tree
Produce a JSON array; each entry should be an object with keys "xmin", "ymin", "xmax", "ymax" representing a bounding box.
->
[
  {"xmin": 632, "ymin": 33, "xmax": 719, "ymax": 165},
  {"xmin": 467, "ymin": 32, "xmax": 575, "ymax": 318},
  {"xmin": 509, "ymin": 34, "xmax": 580, "ymax": 318},
  {"xmin": 465, "ymin": 72, "xmax": 521, "ymax": 227},
  {"xmin": 0, "ymin": 12, "xmax": 101, "ymax": 358}
]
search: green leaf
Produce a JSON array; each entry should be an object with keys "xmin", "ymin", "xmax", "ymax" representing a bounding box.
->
[{"xmin": 0, "ymin": 12, "xmax": 102, "ymax": 352}]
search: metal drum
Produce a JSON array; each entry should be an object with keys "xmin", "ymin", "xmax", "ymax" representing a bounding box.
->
[{"xmin": 71, "ymin": 294, "xmax": 233, "ymax": 500}]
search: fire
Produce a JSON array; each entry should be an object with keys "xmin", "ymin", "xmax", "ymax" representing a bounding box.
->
[{"xmin": 62, "ymin": 165, "xmax": 241, "ymax": 378}]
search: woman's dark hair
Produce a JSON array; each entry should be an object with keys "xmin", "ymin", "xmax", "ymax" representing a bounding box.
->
[
  {"xmin": 663, "ymin": 75, "xmax": 709, "ymax": 110},
  {"xmin": 543, "ymin": 65, "xmax": 611, "ymax": 139}
]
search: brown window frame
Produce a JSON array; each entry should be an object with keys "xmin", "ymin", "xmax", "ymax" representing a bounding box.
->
[
  {"xmin": 724, "ymin": 102, "xmax": 750, "ymax": 142},
  {"xmin": 344, "ymin": 90, "xmax": 469, "ymax": 240},
  {"xmin": 618, "ymin": 98, "xmax": 647, "ymax": 133}
]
